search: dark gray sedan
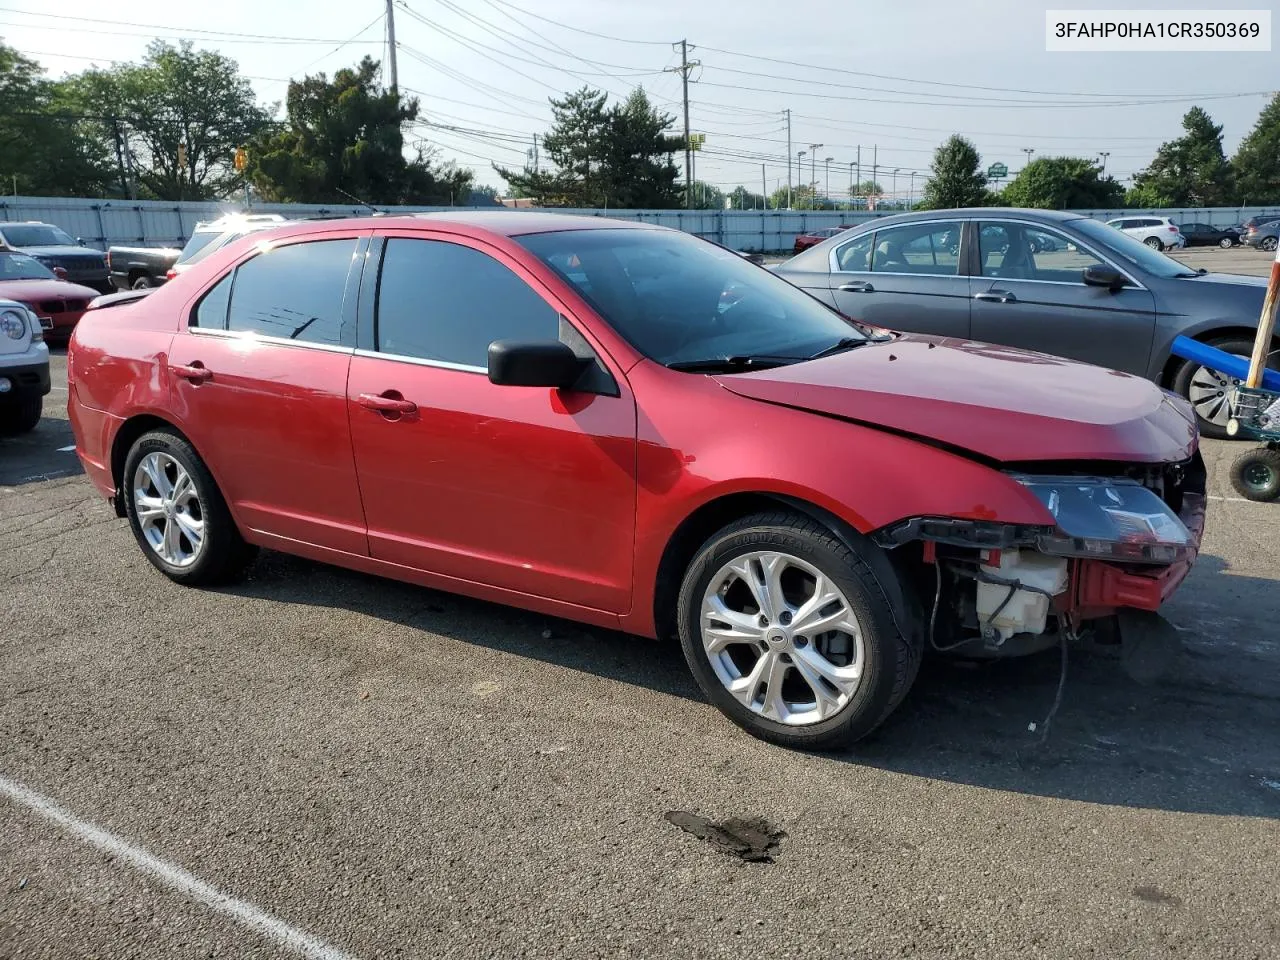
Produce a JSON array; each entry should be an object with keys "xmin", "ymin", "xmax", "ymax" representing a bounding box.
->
[{"xmin": 773, "ymin": 207, "xmax": 1278, "ymax": 438}]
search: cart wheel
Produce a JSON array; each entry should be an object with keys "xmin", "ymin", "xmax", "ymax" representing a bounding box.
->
[{"xmin": 1229, "ymin": 446, "xmax": 1280, "ymax": 502}]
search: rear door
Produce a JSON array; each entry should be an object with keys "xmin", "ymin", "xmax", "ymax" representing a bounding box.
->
[
  {"xmin": 827, "ymin": 219, "xmax": 971, "ymax": 338},
  {"xmin": 345, "ymin": 232, "xmax": 638, "ymax": 613},
  {"xmin": 168, "ymin": 233, "xmax": 369, "ymax": 554},
  {"xmin": 969, "ymin": 220, "xmax": 1157, "ymax": 374}
]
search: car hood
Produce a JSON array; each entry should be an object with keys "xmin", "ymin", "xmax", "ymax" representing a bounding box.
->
[
  {"xmin": 18, "ymin": 246, "xmax": 104, "ymax": 260},
  {"xmin": 713, "ymin": 335, "xmax": 1197, "ymax": 464},
  {"xmin": 0, "ymin": 278, "xmax": 100, "ymax": 302},
  {"xmin": 1180, "ymin": 272, "xmax": 1268, "ymax": 289}
]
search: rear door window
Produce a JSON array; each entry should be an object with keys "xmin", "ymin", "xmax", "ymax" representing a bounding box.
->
[
  {"xmin": 833, "ymin": 233, "xmax": 873, "ymax": 272},
  {"xmin": 220, "ymin": 239, "xmax": 357, "ymax": 346},
  {"xmin": 870, "ymin": 222, "xmax": 961, "ymax": 275}
]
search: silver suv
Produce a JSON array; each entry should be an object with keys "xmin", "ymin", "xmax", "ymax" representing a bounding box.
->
[{"xmin": 0, "ymin": 298, "xmax": 50, "ymax": 435}]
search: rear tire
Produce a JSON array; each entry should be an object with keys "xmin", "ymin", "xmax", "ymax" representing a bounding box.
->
[
  {"xmin": 131, "ymin": 275, "xmax": 154, "ymax": 290},
  {"xmin": 1144, "ymin": 236, "xmax": 1164, "ymax": 250},
  {"xmin": 1229, "ymin": 447, "xmax": 1280, "ymax": 502},
  {"xmin": 1263, "ymin": 237, "xmax": 1279, "ymax": 253},
  {"xmin": 123, "ymin": 429, "xmax": 256, "ymax": 585},
  {"xmin": 0, "ymin": 396, "xmax": 42, "ymax": 436},
  {"xmin": 675, "ymin": 511, "xmax": 921, "ymax": 750},
  {"xmin": 1219, "ymin": 236, "xmax": 1234, "ymax": 249}
]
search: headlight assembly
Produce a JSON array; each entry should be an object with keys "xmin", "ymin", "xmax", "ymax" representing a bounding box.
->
[
  {"xmin": 0, "ymin": 308, "xmax": 27, "ymax": 340},
  {"xmin": 1015, "ymin": 476, "xmax": 1193, "ymax": 564}
]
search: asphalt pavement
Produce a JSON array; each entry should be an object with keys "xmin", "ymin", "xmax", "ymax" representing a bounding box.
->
[{"xmin": 3, "ymin": 282, "xmax": 1279, "ymax": 958}]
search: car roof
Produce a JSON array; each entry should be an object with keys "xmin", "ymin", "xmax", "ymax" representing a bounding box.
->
[
  {"xmin": 850, "ymin": 207, "xmax": 1087, "ymax": 230},
  {"xmin": 245, "ymin": 211, "xmax": 663, "ymax": 243}
]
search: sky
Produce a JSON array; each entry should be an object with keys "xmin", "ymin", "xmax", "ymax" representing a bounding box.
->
[{"xmin": 3, "ymin": 0, "xmax": 1276, "ymax": 202}]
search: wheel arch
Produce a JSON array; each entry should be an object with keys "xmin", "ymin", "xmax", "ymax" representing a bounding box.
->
[{"xmin": 650, "ymin": 491, "xmax": 920, "ymax": 645}]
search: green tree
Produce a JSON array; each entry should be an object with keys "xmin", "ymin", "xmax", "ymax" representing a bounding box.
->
[
  {"xmin": 689, "ymin": 180, "xmax": 725, "ymax": 209},
  {"xmin": 497, "ymin": 86, "xmax": 681, "ymax": 208},
  {"xmin": 463, "ymin": 184, "xmax": 502, "ymax": 206},
  {"xmin": 1233, "ymin": 93, "xmax": 1280, "ymax": 205},
  {"xmin": 1000, "ymin": 156, "xmax": 1125, "ymax": 209},
  {"xmin": 919, "ymin": 135, "xmax": 989, "ymax": 209},
  {"xmin": 768, "ymin": 183, "xmax": 815, "ymax": 209},
  {"xmin": 1129, "ymin": 106, "xmax": 1233, "ymax": 207},
  {"xmin": 0, "ymin": 43, "xmax": 112, "ymax": 196},
  {"xmin": 726, "ymin": 185, "xmax": 765, "ymax": 209},
  {"xmin": 70, "ymin": 42, "xmax": 272, "ymax": 201},
  {"xmin": 250, "ymin": 57, "xmax": 469, "ymax": 205}
]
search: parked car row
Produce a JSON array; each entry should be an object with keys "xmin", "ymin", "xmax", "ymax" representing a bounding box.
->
[
  {"xmin": 773, "ymin": 207, "xmax": 1278, "ymax": 439},
  {"xmin": 67, "ymin": 212, "xmax": 1208, "ymax": 749}
]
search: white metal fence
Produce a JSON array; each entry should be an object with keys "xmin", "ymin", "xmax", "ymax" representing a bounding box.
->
[{"xmin": 3, "ymin": 195, "xmax": 1278, "ymax": 254}]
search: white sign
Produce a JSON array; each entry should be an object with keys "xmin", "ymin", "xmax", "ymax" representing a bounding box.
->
[{"xmin": 1046, "ymin": 9, "xmax": 1271, "ymax": 51}]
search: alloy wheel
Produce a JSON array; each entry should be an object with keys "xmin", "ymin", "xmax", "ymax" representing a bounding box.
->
[
  {"xmin": 132, "ymin": 451, "xmax": 205, "ymax": 567},
  {"xmin": 699, "ymin": 550, "xmax": 865, "ymax": 726}
]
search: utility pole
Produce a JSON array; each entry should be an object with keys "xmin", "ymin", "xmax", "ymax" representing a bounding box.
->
[
  {"xmin": 385, "ymin": 0, "xmax": 398, "ymax": 92},
  {"xmin": 666, "ymin": 40, "xmax": 700, "ymax": 208},
  {"xmin": 808, "ymin": 143, "xmax": 822, "ymax": 209},
  {"xmin": 855, "ymin": 145, "xmax": 861, "ymax": 208},
  {"xmin": 871, "ymin": 145, "xmax": 878, "ymax": 207},
  {"xmin": 761, "ymin": 164, "xmax": 767, "ymax": 210},
  {"xmin": 110, "ymin": 118, "xmax": 133, "ymax": 200},
  {"xmin": 784, "ymin": 108, "xmax": 792, "ymax": 210},
  {"xmin": 892, "ymin": 168, "xmax": 900, "ymax": 206},
  {"xmin": 532, "ymin": 133, "xmax": 539, "ymax": 173}
]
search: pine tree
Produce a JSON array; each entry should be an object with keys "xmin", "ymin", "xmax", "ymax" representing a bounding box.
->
[{"xmin": 1233, "ymin": 93, "xmax": 1280, "ymax": 205}]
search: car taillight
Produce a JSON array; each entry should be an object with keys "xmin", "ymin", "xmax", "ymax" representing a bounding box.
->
[
  {"xmin": 1168, "ymin": 226, "xmax": 1178, "ymax": 232},
  {"xmin": 165, "ymin": 269, "xmax": 176, "ymax": 280}
]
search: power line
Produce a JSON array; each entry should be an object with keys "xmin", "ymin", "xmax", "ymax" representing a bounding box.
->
[
  {"xmin": 0, "ymin": 9, "xmax": 371, "ymax": 43},
  {"xmin": 286, "ymin": 12, "xmax": 386, "ymax": 78},
  {"xmin": 481, "ymin": 0, "xmax": 670, "ymax": 45}
]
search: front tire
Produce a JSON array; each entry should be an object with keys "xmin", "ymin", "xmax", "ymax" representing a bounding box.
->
[
  {"xmin": 1144, "ymin": 236, "xmax": 1164, "ymax": 250},
  {"xmin": 1171, "ymin": 336, "xmax": 1279, "ymax": 440},
  {"xmin": 1230, "ymin": 446, "xmax": 1280, "ymax": 502},
  {"xmin": 1262, "ymin": 237, "xmax": 1279, "ymax": 253},
  {"xmin": 676, "ymin": 511, "xmax": 921, "ymax": 750},
  {"xmin": 0, "ymin": 396, "xmax": 42, "ymax": 436},
  {"xmin": 123, "ymin": 429, "xmax": 256, "ymax": 585},
  {"xmin": 1219, "ymin": 236, "xmax": 1234, "ymax": 249}
]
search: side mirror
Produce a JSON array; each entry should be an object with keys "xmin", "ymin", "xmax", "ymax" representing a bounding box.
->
[
  {"xmin": 487, "ymin": 339, "xmax": 587, "ymax": 389},
  {"xmin": 52, "ymin": 266, "xmax": 68, "ymax": 281},
  {"xmin": 1082, "ymin": 264, "xmax": 1127, "ymax": 291}
]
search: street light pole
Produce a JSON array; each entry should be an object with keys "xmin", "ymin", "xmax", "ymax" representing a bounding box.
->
[
  {"xmin": 1022, "ymin": 147, "xmax": 1035, "ymax": 169},
  {"xmin": 824, "ymin": 156, "xmax": 832, "ymax": 209},
  {"xmin": 1098, "ymin": 151, "xmax": 1111, "ymax": 172},
  {"xmin": 797, "ymin": 150, "xmax": 806, "ymax": 207},
  {"xmin": 909, "ymin": 171, "xmax": 916, "ymax": 208},
  {"xmin": 892, "ymin": 168, "xmax": 900, "ymax": 207}
]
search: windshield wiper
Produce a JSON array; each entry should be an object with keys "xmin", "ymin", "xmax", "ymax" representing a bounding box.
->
[
  {"xmin": 808, "ymin": 337, "xmax": 867, "ymax": 360},
  {"xmin": 666, "ymin": 354, "xmax": 800, "ymax": 373}
]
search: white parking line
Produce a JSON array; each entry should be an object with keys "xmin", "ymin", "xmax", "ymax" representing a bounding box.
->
[
  {"xmin": 0, "ymin": 774, "xmax": 359, "ymax": 960},
  {"xmin": 1207, "ymin": 495, "xmax": 1257, "ymax": 504}
]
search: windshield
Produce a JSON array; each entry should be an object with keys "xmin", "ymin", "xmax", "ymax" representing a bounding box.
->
[
  {"xmin": 175, "ymin": 230, "xmax": 227, "ymax": 265},
  {"xmin": 517, "ymin": 228, "xmax": 863, "ymax": 368},
  {"xmin": 1073, "ymin": 218, "xmax": 1198, "ymax": 279},
  {"xmin": 1, "ymin": 224, "xmax": 76, "ymax": 247},
  {"xmin": 0, "ymin": 252, "xmax": 56, "ymax": 281}
]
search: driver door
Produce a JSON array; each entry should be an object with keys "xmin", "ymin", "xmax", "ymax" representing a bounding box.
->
[
  {"xmin": 346, "ymin": 232, "xmax": 638, "ymax": 614},
  {"xmin": 969, "ymin": 221, "xmax": 1157, "ymax": 374}
]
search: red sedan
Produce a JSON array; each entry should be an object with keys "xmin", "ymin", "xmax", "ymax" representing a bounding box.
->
[
  {"xmin": 793, "ymin": 225, "xmax": 853, "ymax": 254},
  {"xmin": 68, "ymin": 213, "xmax": 1205, "ymax": 749},
  {"xmin": 0, "ymin": 251, "xmax": 98, "ymax": 342}
]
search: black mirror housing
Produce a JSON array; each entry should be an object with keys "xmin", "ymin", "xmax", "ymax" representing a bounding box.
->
[
  {"xmin": 1082, "ymin": 264, "xmax": 1127, "ymax": 291},
  {"xmin": 488, "ymin": 339, "xmax": 587, "ymax": 389}
]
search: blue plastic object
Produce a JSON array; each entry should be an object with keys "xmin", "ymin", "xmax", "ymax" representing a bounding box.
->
[{"xmin": 1170, "ymin": 335, "xmax": 1280, "ymax": 391}]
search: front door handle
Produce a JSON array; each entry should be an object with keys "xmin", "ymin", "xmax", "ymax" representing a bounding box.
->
[
  {"xmin": 171, "ymin": 362, "xmax": 212, "ymax": 383},
  {"xmin": 838, "ymin": 280, "xmax": 874, "ymax": 293},
  {"xmin": 973, "ymin": 290, "xmax": 1017, "ymax": 303},
  {"xmin": 358, "ymin": 392, "xmax": 418, "ymax": 415}
]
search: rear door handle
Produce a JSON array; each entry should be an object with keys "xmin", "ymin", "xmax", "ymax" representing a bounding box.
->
[
  {"xmin": 838, "ymin": 280, "xmax": 874, "ymax": 293},
  {"xmin": 357, "ymin": 392, "xmax": 418, "ymax": 415},
  {"xmin": 973, "ymin": 290, "xmax": 1017, "ymax": 303},
  {"xmin": 171, "ymin": 362, "xmax": 212, "ymax": 383}
]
